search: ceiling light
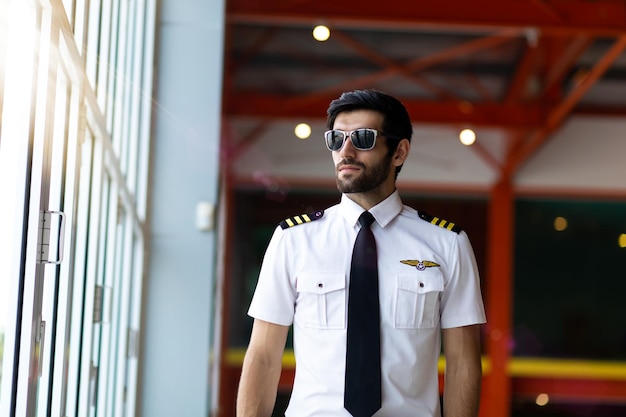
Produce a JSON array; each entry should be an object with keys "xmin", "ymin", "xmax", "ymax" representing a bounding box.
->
[
  {"xmin": 535, "ymin": 393, "xmax": 549, "ymax": 406},
  {"xmin": 459, "ymin": 128, "xmax": 476, "ymax": 146},
  {"xmin": 294, "ymin": 123, "xmax": 311, "ymax": 139},
  {"xmin": 313, "ymin": 25, "xmax": 330, "ymax": 42},
  {"xmin": 619, "ymin": 233, "xmax": 626, "ymax": 248},
  {"xmin": 554, "ymin": 216, "xmax": 568, "ymax": 232}
]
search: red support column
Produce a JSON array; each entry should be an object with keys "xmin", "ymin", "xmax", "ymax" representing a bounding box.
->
[
  {"xmin": 482, "ymin": 177, "xmax": 514, "ymax": 417},
  {"xmin": 217, "ymin": 120, "xmax": 239, "ymax": 417}
]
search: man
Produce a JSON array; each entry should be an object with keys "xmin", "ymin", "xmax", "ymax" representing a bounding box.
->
[{"xmin": 237, "ymin": 89, "xmax": 486, "ymax": 417}]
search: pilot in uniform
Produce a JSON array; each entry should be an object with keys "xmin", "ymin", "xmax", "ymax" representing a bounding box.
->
[{"xmin": 248, "ymin": 190, "xmax": 486, "ymax": 416}]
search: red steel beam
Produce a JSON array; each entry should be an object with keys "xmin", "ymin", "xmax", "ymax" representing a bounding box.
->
[
  {"xmin": 228, "ymin": 27, "xmax": 279, "ymax": 74},
  {"xmin": 230, "ymin": 120, "xmax": 272, "ymax": 160},
  {"xmin": 505, "ymin": 34, "xmax": 626, "ymax": 177},
  {"xmin": 225, "ymin": 93, "xmax": 548, "ymax": 128},
  {"xmin": 217, "ymin": 123, "xmax": 239, "ymax": 417},
  {"xmin": 465, "ymin": 72, "xmax": 496, "ymax": 103},
  {"xmin": 484, "ymin": 177, "xmax": 515, "ymax": 417},
  {"xmin": 404, "ymin": 28, "xmax": 520, "ymax": 72},
  {"xmin": 232, "ymin": 28, "xmax": 520, "ymax": 111},
  {"xmin": 542, "ymin": 34, "xmax": 593, "ymax": 95},
  {"xmin": 470, "ymin": 140, "xmax": 502, "ymax": 173},
  {"xmin": 331, "ymin": 29, "xmax": 455, "ymax": 100},
  {"xmin": 227, "ymin": 0, "xmax": 626, "ymax": 36},
  {"xmin": 504, "ymin": 39, "xmax": 542, "ymax": 103}
]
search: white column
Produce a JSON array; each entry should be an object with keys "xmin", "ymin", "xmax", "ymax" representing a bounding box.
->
[{"xmin": 140, "ymin": 0, "xmax": 225, "ymax": 415}]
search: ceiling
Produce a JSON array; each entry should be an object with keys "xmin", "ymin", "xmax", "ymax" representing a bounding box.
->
[{"xmin": 221, "ymin": 0, "xmax": 626, "ymax": 193}]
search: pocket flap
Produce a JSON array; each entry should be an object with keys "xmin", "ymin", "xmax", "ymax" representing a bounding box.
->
[
  {"xmin": 397, "ymin": 270, "xmax": 444, "ymax": 294},
  {"xmin": 297, "ymin": 272, "xmax": 345, "ymax": 294}
]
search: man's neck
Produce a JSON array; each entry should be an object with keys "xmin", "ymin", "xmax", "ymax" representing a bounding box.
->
[{"xmin": 344, "ymin": 187, "xmax": 397, "ymax": 211}]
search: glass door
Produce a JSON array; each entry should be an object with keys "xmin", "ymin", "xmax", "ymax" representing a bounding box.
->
[
  {"xmin": 0, "ymin": 1, "xmax": 84, "ymax": 415},
  {"xmin": 35, "ymin": 25, "xmax": 86, "ymax": 417},
  {"xmin": 0, "ymin": 1, "xmax": 48, "ymax": 415}
]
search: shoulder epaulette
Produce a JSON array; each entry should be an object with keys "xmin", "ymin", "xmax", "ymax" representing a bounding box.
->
[
  {"xmin": 280, "ymin": 210, "xmax": 324, "ymax": 230},
  {"xmin": 418, "ymin": 210, "xmax": 462, "ymax": 234}
]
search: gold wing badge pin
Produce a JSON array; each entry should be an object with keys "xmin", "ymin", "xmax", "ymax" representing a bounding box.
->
[{"xmin": 400, "ymin": 259, "xmax": 440, "ymax": 271}]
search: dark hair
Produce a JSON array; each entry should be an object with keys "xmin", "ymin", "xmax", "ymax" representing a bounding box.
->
[
  {"xmin": 327, "ymin": 89, "xmax": 413, "ymax": 142},
  {"xmin": 326, "ymin": 89, "xmax": 413, "ymax": 177}
]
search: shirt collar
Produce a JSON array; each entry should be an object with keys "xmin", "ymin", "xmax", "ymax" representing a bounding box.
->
[{"xmin": 339, "ymin": 190, "xmax": 403, "ymax": 228}]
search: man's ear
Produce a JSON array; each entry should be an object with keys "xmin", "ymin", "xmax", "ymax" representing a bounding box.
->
[{"xmin": 392, "ymin": 139, "xmax": 410, "ymax": 167}]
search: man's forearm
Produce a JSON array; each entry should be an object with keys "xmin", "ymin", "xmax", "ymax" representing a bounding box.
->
[
  {"xmin": 442, "ymin": 362, "xmax": 482, "ymax": 417},
  {"xmin": 236, "ymin": 351, "xmax": 282, "ymax": 417}
]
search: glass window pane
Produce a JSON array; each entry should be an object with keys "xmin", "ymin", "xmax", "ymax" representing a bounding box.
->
[
  {"xmin": 0, "ymin": 1, "xmax": 40, "ymax": 414},
  {"xmin": 84, "ymin": 0, "xmax": 102, "ymax": 86},
  {"xmin": 124, "ymin": 233, "xmax": 144, "ymax": 415},
  {"xmin": 64, "ymin": 131, "xmax": 94, "ymax": 416}
]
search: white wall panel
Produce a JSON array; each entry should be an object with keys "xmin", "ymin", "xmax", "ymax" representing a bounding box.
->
[{"xmin": 517, "ymin": 116, "xmax": 626, "ymax": 192}]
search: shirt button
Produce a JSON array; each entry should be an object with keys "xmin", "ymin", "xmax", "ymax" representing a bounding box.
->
[
  {"xmin": 318, "ymin": 283, "xmax": 323, "ymax": 288},
  {"xmin": 419, "ymin": 282, "xmax": 424, "ymax": 288}
]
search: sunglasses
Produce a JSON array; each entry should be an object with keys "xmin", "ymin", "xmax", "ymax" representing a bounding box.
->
[{"xmin": 324, "ymin": 128, "xmax": 400, "ymax": 151}]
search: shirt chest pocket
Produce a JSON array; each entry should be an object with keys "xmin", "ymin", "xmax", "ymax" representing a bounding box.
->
[
  {"xmin": 394, "ymin": 270, "xmax": 444, "ymax": 329},
  {"xmin": 295, "ymin": 272, "xmax": 346, "ymax": 329}
]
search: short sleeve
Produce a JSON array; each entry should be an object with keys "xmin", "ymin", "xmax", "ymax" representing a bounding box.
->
[
  {"xmin": 440, "ymin": 230, "xmax": 486, "ymax": 329},
  {"xmin": 248, "ymin": 226, "xmax": 298, "ymax": 326}
]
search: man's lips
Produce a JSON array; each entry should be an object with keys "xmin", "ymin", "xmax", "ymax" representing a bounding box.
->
[
  {"xmin": 337, "ymin": 161, "xmax": 364, "ymax": 172},
  {"xmin": 339, "ymin": 165, "xmax": 359, "ymax": 172}
]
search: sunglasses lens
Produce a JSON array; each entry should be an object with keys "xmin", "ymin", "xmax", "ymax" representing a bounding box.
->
[
  {"xmin": 351, "ymin": 129, "xmax": 375, "ymax": 150},
  {"xmin": 325, "ymin": 130, "xmax": 346, "ymax": 151},
  {"xmin": 324, "ymin": 129, "xmax": 377, "ymax": 151}
]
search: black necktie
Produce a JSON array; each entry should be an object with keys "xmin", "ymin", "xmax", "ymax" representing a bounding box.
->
[{"xmin": 344, "ymin": 211, "xmax": 381, "ymax": 417}]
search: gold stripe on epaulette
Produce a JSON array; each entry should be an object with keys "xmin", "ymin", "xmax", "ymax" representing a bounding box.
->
[
  {"xmin": 280, "ymin": 210, "xmax": 325, "ymax": 230},
  {"xmin": 421, "ymin": 210, "xmax": 461, "ymax": 234}
]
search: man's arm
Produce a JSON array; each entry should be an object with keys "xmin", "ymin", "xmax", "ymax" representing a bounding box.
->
[
  {"xmin": 442, "ymin": 324, "xmax": 483, "ymax": 417},
  {"xmin": 237, "ymin": 319, "xmax": 290, "ymax": 417}
]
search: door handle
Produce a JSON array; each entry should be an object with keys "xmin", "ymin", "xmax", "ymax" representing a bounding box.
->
[{"xmin": 39, "ymin": 210, "xmax": 66, "ymax": 264}]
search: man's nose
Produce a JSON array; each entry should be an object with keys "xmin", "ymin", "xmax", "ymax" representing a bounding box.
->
[{"xmin": 338, "ymin": 135, "xmax": 357, "ymax": 158}]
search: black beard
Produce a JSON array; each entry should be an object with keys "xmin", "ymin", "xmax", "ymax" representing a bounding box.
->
[{"xmin": 336, "ymin": 154, "xmax": 392, "ymax": 194}]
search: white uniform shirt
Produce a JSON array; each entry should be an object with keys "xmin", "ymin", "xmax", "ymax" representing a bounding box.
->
[{"xmin": 248, "ymin": 191, "xmax": 486, "ymax": 417}]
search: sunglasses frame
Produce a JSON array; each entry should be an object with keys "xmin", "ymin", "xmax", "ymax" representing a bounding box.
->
[{"xmin": 324, "ymin": 128, "xmax": 401, "ymax": 151}]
